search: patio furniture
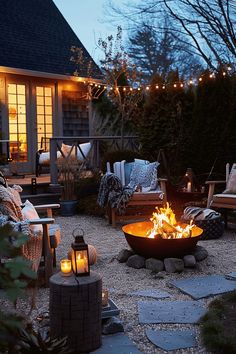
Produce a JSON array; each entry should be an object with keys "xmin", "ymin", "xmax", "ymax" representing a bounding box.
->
[
  {"xmin": 0, "ymin": 174, "xmax": 60, "ymax": 285},
  {"xmin": 105, "ymin": 159, "xmax": 167, "ymax": 227},
  {"xmin": 36, "ymin": 141, "xmax": 91, "ymax": 176},
  {"xmin": 206, "ymin": 163, "xmax": 236, "ymax": 227}
]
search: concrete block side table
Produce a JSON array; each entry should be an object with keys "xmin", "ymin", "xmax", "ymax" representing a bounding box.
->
[{"xmin": 50, "ymin": 271, "xmax": 102, "ymax": 353}]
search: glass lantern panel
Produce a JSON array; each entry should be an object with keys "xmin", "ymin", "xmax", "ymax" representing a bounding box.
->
[{"xmin": 72, "ymin": 249, "xmax": 89, "ymax": 274}]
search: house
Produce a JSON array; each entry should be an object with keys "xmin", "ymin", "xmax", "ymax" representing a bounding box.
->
[{"xmin": 0, "ymin": 0, "xmax": 101, "ymax": 173}]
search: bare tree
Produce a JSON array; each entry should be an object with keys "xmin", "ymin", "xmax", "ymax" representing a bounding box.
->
[
  {"xmin": 98, "ymin": 26, "xmax": 143, "ymax": 148},
  {"xmin": 128, "ymin": 19, "xmax": 203, "ymax": 80},
  {"xmin": 106, "ymin": 0, "xmax": 236, "ymax": 70}
]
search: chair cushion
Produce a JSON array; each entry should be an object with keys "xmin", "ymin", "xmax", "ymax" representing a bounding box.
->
[
  {"xmin": 128, "ymin": 161, "xmax": 159, "ymax": 190},
  {"xmin": 223, "ymin": 163, "xmax": 236, "ymax": 193},
  {"xmin": 39, "ymin": 151, "xmax": 62, "ymax": 165},
  {"xmin": 22, "ymin": 200, "xmax": 43, "ymax": 234}
]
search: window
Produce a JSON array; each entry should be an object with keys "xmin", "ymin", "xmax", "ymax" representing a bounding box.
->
[
  {"xmin": 8, "ymin": 84, "xmax": 27, "ymax": 161},
  {"xmin": 36, "ymin": 86, "xmax": 53, "ymax": 150}
]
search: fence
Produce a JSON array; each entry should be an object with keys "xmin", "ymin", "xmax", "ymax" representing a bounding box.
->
[{"xmin": 49, "ymin": 136, "xmax": 139, "ymax": 186}]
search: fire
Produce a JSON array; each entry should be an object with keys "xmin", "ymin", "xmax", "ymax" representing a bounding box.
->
[{"xmin": 147, "ymin": 203, "xmax": 194, "ymax": 239}]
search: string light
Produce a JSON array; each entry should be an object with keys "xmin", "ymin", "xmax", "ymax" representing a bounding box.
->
[{"xmin": 79, "ymin": 67, "xmax": 234, "ymax": 95}]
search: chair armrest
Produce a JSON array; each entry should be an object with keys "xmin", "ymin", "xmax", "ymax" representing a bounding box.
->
[
  {"xmin": 34, "ymin": 204, "xmax": 60, "ymax": 218},
  {"xmin": 205, "ymin": 180, "xmax": 226, "ymax": 185},
  {"xmin": 158, "ymin": 178, "xmax": 168, "ymax": 182},
  {"xmin": 205, "ymin": 180, "xmax": 226, "ymax": 208},
  {"xmin": 28, "ymin": 218, "xmax": 54, "ymax": 225},
  {"xmin": 34, "ymin": 204, "xmax": 60, "ymax": 210}
]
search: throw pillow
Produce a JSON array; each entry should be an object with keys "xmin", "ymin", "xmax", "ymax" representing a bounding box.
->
[
  {"xmin": 223, "ymin": 163, "xmax": 236, "ymax": 194},
  {"xmin": 61, "ymin": 143, "xmax": 76, "ymax": 157},
  {"xmin": 134, "ymin": 158, "xmax": 150, "ymax": 165},
  {"xmin": 124, "ymin": 162, "xmax": 134, "ymax": 186},
  {"xmin": 128, "ymin": 161, "xmax": 159, "ymax": 190},
  {"xmin": 61, "ymin": 142, "xmax": 91, "ymax": 161},
  {"xmin": 22, "ymin": 200, "xmax": 43, "ymax": 235}
]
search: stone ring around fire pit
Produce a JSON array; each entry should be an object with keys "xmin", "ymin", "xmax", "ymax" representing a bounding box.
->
[{"xmin": 122, "ymin": 221, "xmax": 203, "ymax": 260}]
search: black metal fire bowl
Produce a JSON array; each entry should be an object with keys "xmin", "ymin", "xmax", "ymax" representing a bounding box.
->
[{"xmin": 122, "ymin": 221, "xmax": 203, "ymax": 259}]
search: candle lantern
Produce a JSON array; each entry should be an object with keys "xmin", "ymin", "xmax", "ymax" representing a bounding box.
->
[
  {"xmin": 102, "ymin": 289, "xmax": 109, "ymax": 307},
  {"xmin": 71, "ymin": 228, "xmax": 90, "ymax": 276},
  {"xmin": 178, "ymin": 168, "xmax": 200, "ymax": 193}
]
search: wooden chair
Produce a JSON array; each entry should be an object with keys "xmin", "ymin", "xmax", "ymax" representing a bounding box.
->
[
  {"xmin": 0, "ymin": 183, "xmax": 61, "ymax": 286},
  {"xmin": 206, "ymin": 163, "xmax": 236, "ymax": 227},
  {"xmin": 106, "ymin": 160, "xmax": 167, "ymax": 227}
]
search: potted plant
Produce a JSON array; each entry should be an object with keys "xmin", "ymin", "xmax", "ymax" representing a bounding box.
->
[{"xmin": 57, "ymin": 156, "xmax": 84, "ymax": 216}]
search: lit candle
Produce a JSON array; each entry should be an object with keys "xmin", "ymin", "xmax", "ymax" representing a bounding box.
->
[
  {"xmin": 60, "ymin": 259, "xmax": 72, "ymax": 276},
  {"xmin": 102, "ymin": 289, "xmax": 109, "ymax": 306},
  {"xmin": 187, "ymin": 182, "xmax": 191, "ymax": 192},
  {"xmin": 76, "ymin": 255, "xmax": 86, "ymax": 273}
]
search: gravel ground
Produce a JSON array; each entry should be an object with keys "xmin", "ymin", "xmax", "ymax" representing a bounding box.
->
[{"xmin": 6, "ymin": 215, "xmax": 236, "ymax": 354}]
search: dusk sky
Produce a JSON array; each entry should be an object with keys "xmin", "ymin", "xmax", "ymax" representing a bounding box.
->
[{"xmin": 53, "ymin": 0, "xmax": 116, "ymax": 63}]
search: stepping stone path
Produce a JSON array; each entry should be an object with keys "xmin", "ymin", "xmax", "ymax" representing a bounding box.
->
[
  {"xmin": 170, "ymin": 274, "xmax": 236, "ymax": 299},
  {"xmin": 92, "ymin": 333, "xmax": 143, "ymax": 354},
  {"xmin": 146, "ymin": 329, "xmax": 197, "ymax": 351},
  {"xmin": 138, "ymin": 300, "xmax": 206, "ymax": 324},
  {"xmin": 97, "ymin": 273, "xmax": 236, "ymax": 352}
]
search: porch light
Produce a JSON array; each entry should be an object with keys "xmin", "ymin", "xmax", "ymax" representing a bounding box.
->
[{"xmin": 71, "ymin": 228, "xmax": 90, "ymax": 276}]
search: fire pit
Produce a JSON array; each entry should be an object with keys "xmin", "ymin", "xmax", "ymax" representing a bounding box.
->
[{"xmin": 122, "ymin": 204, "xmax": 203, "ymax": 259}]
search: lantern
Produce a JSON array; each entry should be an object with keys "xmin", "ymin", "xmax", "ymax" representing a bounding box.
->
[
  {"xmin": 71, "ymin": 228, "xmax": 90, "ymax": 276},
  {"xmin": 178, "ymin": 168, "xmax": 200, "ymax": 193}
]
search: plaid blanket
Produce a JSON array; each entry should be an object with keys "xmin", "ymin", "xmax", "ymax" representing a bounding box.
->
[{"xmin": 97, "ymin": 172, "xmax": 135, "ymax": 214}]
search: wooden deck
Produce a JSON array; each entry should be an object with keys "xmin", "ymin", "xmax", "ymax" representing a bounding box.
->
[
  {"xmin": 7, "ymin": 174, "xmax": 50, "ymax": 186},
  {"xmin": 7, "ymin": 174, "xmax": 61, "ymax": 204}
]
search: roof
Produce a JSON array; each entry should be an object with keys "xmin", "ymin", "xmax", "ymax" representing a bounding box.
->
[{"xmin": 0, "ymin": 0, "xmax": 101, "ymax": 79}]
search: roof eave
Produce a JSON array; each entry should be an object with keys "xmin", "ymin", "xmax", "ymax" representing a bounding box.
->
[{"xmin": 0, "ymin": 66, "xmax": 102, "ymax": 83}]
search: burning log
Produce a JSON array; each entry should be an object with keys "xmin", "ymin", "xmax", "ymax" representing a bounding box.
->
[{"xmin": 147, "ymin": 203, "xmax": 194, "ymax": 239}]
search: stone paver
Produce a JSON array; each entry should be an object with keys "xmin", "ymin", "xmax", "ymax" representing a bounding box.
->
[
  {"xmin": 92, "ymin": 333, "xmax": 143, "ymax": 354},
  {"xmin": 170, "ymin": 274, "xmax": 236, "ymax": 299},
  {"xmin": 138, "ymin": 300, "xmax": 206, "ymax": 324},
  {"xmin": 226, "ymin": 271, "xmax": 236, "ymax": 280},
  {"xmin": 146, "ymin": 329, "xmax": 197, "ymax": 351},
  {"xmin": 130, "ymin": 288, "xmax": 171, "ymax": 299}
]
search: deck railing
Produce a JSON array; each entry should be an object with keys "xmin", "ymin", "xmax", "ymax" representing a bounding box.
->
[{"xmin": 49, "ymin": 136, "xmax": 139, "ymax": 186}]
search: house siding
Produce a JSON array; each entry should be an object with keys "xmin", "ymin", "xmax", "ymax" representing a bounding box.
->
[{"xmin": 62, "ymin": 90, "xmax": 89, "ymax": 136}]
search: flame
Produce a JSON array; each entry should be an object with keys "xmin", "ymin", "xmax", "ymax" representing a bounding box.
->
[{"xmin": 147, "ymin": 203, "xmax": 194, "ymax": 239}]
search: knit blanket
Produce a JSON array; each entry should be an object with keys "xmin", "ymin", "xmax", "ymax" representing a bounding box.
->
[
  {"xmin": 0, "ymin": 185, "xmax": 42, "ymax": 271},
  {"xmin": 97, "ymin": 173, "xmax": 135, "ymax": 214},
  {"xmin": 183, "ymin": 206, "xmax": 220, "ymax": 221}
]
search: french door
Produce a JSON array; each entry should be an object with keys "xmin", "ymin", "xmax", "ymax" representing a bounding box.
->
[{"xmin": 36, "ymin": 86, "xmax": 53, "ymax": 151}]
